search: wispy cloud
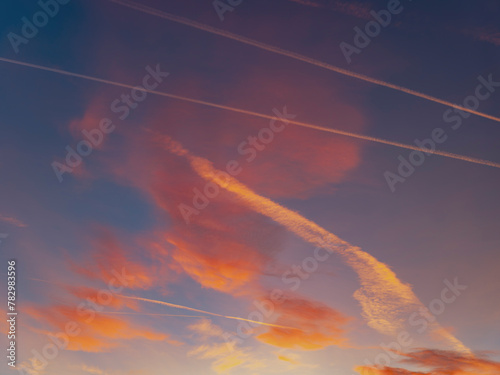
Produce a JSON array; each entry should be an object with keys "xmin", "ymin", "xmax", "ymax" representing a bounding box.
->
[
  {"xmin": 0, "ymin": 213, "xmax": 27, "ymax": 227},
  {"xmin": 188, "ymin": 319, "xmax": 266, "ymax": 374},
  {"xmin": 461, "ymin": 26, "xmax": 500, "ymax": 46},
  {"xmin": 256, "ymin": 294, "xmax": 351, "ymax": 350},
  {"xmin": 160, "ymin": 135, "xmax": 469, "ymax": 353},
  {"xmin": 356, "ymin": 349, "xmax": 500, "ymax": 375},
  {"xmin": 25, "ymin": 304, "xmax": 170, "ymax": 352}
]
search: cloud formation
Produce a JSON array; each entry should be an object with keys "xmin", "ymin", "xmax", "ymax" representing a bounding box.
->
[
  {"xmin": 356, "ymin": 349, "xmax": 500, "ymax": 375},
  {"xmin": 160, "ymin": 135, "xmax": 469, "ymax": 352},
  {"xmin": 25, "ymin": 304, "xmax": 169, "ymax": 352},
  {"xmin": 0, "ymin": 213, "xmax": 27, "ymax": 227},
  {"xmin": 256, "ymin": 294, "xmax": 351, "ymax": 350}
]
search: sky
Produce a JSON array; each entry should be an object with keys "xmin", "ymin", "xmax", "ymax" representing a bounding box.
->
[{"xmin": 1, "ymin": 0, "xmax": 500, "ymax": 374}]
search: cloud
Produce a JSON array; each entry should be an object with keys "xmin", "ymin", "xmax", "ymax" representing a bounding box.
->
[
  {"xmin": 136, "ymin": 66, "xmax": 366, "ymax": 200},
  {"xmin": 256, "ymin": 294, "xmax": 351, "ymax": 350},
  {"xmin": 277, "ymin": 353, "xmax": 300, "ymax": 365},
  {"xmin": 0, "ymin": 213, "xmax": 27, "ymax": 227},
  {"xmin": 160, "ymin": 136, "xmax": 469, "ymax": 352},
  {"xmin": 25, "ymin": 303, "xmax": 171, "ymax": 352},
  {"xmin": 76, "ymin": 364, "xmax": 112, "ymax": 375},
  {"xmin": 461, "ymin": 27, "xmax": 500, "ymax": 46},
  {"xmin": 188, "ymin": 319, "xmax": 227, "ymax": 338},
  {"xmin": 70, "ymin": 226, "xmax": 162, "ymax": 290},
  {"xmin": 188, "ymin": 319, "xmax": 266, "ymax": 374},
  {"xmin": 356, "ymin": 349, "xmax": 500, "ymax": 375},
  {"xmin": 275, "ymin": 350, "xmax": 318, "ymax": 370}
]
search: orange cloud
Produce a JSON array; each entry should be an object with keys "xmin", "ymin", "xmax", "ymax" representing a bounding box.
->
[
  {"xmin": 124, "ymin": 144, "xmax": 283, "ymax": 295},
  {"xmin": 277, "ymin": 354, "xmax": 300, "ymax": 365},
  {"xmin": 25, "ymin": 304, "xmax": 169, "ymax": 352},
  {"xmin": 356, "ymin": 349, "xmax": 500, "ymax": 375},
  {"xmin": 153, "ymin": 67, "xmax": 365, "ymax": 199},
  {"xmin": 256, "ymin": 294, "xmax": 351, "ymax": 350},
  {"xmin": 156, "ymin": 136, "xmax": 470, "ymax": 353},
  {"xmin": 71, "ymin": 227, "xmax": 158, "ymax": 290},
  {"xmin": 61, "ymin": 39, "xmax": 369, "ymax": 300},
  {"xmin": 168, "ymin": 231, "xmax": 271, "ymax": 294},
  {"xmin": 188, "ymin": 319, "xmax": 266, "ymax": 374}
]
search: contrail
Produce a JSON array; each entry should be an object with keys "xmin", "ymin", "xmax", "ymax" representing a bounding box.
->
[
  {"xmin": 160, "ymin": 136, "xmax": 470, "ymax": 354},
  {"xmin": 107, "ymin": 0, "xmax": 500, "ymax": 123},
  {"xmin": 100, "ymin": 312, "xmax": 206, "ymax": 318},
  {"xmin": 27, "ymin": 275, "xmax": 295, "ymax": 329},
  {"xmin": 28, "ymin": 277, "xmax": 67, "ymax": 287},
  {"xmin": 118, "ymin": 294, "xmax": 299, "ymax": 330},
  {"xmin": 0, "ymin": 56, "xmax": 498, "ymax": 170}
]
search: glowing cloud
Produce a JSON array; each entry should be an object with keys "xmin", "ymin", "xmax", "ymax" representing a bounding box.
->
[
  {"xmin": 356, "ymin": 349, "xmax": 500, "ymax": 375},
  {"xmin": 159, "ymin": 135, "xmax": 470, "ymax": 353}
]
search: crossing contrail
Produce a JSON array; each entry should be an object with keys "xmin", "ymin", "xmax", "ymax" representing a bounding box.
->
[
  {"xmin": 117, "ymin": 294, "xmax": 300, "ymax": 330},
  {"xmin": 159, "ymin": 136, "xmax": 470, "ymax": 354},
  {"xmin": 107, "ymin": 0, "xmax": 500, "ymax": 123},
  {"xmin": 0, "ymin": 56, "xmax": 498, "ymax": 169}
]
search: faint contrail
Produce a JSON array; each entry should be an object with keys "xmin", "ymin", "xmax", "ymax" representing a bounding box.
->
[
  {"xmin": 107, "ymin": 0, "xmax": 500, "ymax": 123},
  {"xmin": 160, "ymin": 136, "xmax": 470, "ymax": 354},
  {"xmin": 118, "ymin": 294, "xmax": 299, "ymax": 330},
  {"xmin": 28, "ymin": 277, "xmax": 67, "ymax": 287},
  {"xmin": 100, "ymin": 312, "xmax": 206, "ymax": 318},
  {"xmin": 0, "ymin": 56, "xmax": 498, "ymax": 170}
]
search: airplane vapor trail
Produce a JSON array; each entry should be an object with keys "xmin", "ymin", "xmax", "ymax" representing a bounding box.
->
[
  {"xmin": 100, "ymin": 312, "xmax": 206, "ymax": 318},
  {"xmin": 160, "ymin": 136, "xmax": 470, "ymax": 354},
  {"xmin": 0, "ymin": 56, "xmax": 498, "ymax": 170},
  {"xmin": 107, "ymin": 0, "xmax": 500, "ymax": 123},
  {"xmin": 118, "ymin": 294, "xmax": 299, "ymax": 330}
]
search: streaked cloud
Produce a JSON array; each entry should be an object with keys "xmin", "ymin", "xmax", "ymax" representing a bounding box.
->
[
  {"xmin": 161, "ymin": 136, "xmax": 469, "ymax": 352},
  {"xmin": 25, "ymin": 304, "xmax": 171, "ymax": 352},
  {"xmin": 0, "ymin": 213, "xmax": 27, "ymax": 227},
  {"xmin": 356, "ymin": 349, "xmax": 500, "ymax": 375},
  {"xmin": 70, "ymin": 227, "xmax": 160, "ymax": 290},
  {"xmin": 256, "ymin": 294, "xmax": 351, "ymax": 350},
  {"xmin": 461, "ymin": 27, "xmax": 500, "ymax": 46}
]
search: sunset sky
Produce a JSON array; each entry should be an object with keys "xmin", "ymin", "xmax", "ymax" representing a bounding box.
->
[{"xmin": 1, "ymin": 0, "xmax": 500, "ymax": 374}]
